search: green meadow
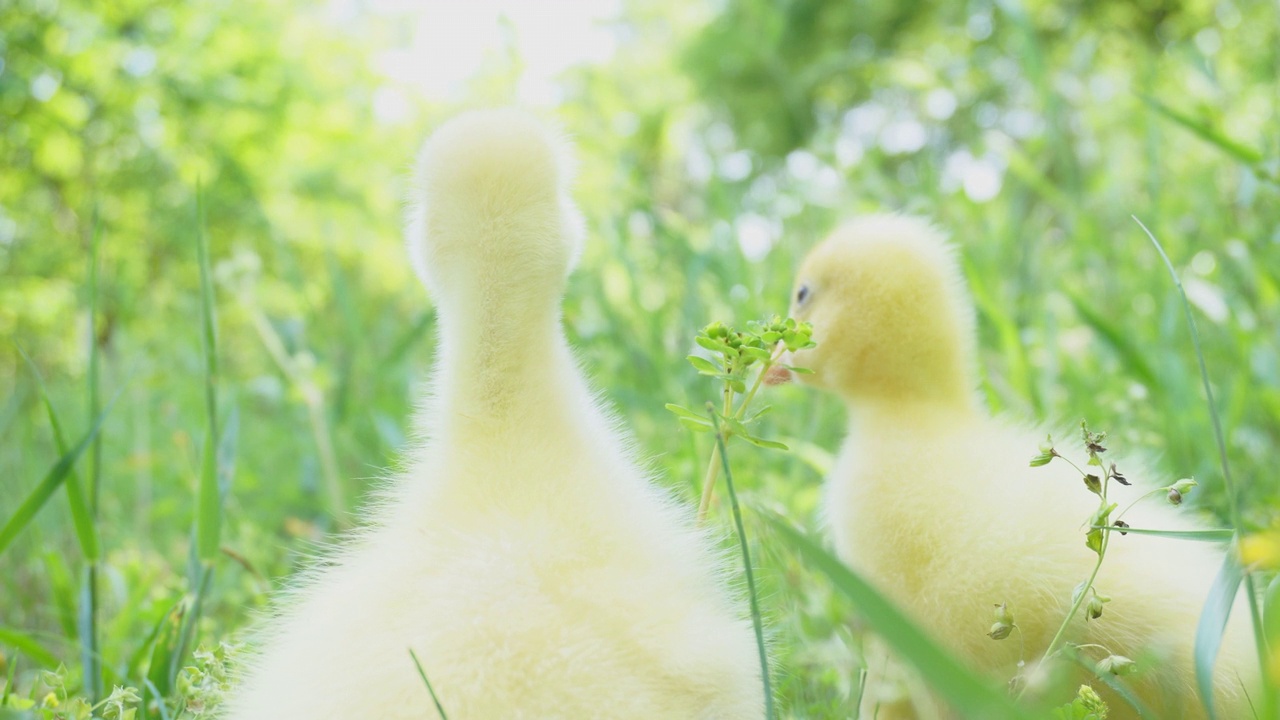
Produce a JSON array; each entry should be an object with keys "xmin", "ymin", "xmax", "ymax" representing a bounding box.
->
[{"xmin": 2, "ymin": 0, "xmax": 1278, "ymax": 717}]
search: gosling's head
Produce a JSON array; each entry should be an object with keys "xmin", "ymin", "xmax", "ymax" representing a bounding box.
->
[
  {"xmin": 782, "ymin": 214, "xmax": 977, "ymax": 408},
  {"xmin": 407, "ymin": 108, "xmax": 585, "ymax": 313}
]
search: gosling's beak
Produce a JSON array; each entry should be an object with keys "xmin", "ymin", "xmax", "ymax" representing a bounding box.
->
[
  {"xmin": 764, "ymin": 350, "xmax": 793, "ymax": 385},
  {"xmin": 763, "ymin": 365, "xmax": 793, "ymax": 385}
]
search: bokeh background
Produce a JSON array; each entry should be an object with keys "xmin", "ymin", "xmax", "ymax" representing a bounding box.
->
[{"xmin": 2, "ymin": 0, "xmax": 1278, "ymax": 716}]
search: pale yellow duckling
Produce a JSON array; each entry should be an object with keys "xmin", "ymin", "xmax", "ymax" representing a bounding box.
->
[{"xmin": 777, "ymin": 214, "xmax": 1254, "ymax": 719}]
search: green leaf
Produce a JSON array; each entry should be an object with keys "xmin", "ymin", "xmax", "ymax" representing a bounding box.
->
[
  {"xmin": 741, "ymin": 434, "xmax": 789, "ymax": 451},
  {"xmin": 0, "ymin": 627, "xmax": 60, "ymax": 667},
  {"xmin": 1089, "ymin": 526, "xmax": 1233, "ymax": 542},
  {"xmin": 18, "ymin": 348, "xmax": 99, "ymax": 561},
  {"xmin": 678, "ymin": 417, "xmax": 713, "ymax": 433},
  {"xmin": 144, "ymin": 599, "xmax": 185, "ymax": 699},
  {"xmin": 695, "ymin": 335, "xmax": 731, "ymax": 354},
  {"xmin": 664, "ymin": 403, "xmax": 708, "ymax": 421},
  {"xmin": 1194, "ymin": 552, "xmax": 1244, "ymax": 720},
  {"xmin": 0, "ymin": 394, "xmax": 118, "ymax": 556},
  {"xmin": 685, "ymin": 354, "xmax": 721, "ymax": 375},
  {"xmin": 762, "ymin": 512, "xmax": 1035, "ymax": 719},
  {"xmin": 1085, "ymin": 528, "xmax": 1104, "ymax": 555}
]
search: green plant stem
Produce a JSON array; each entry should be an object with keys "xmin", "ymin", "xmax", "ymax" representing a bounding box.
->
[
  {"xmin": 1036, "ymin": 532, "xmax": 1108, "ymax": 674},
  {"xmin": 708, "ymin": 411, "xmax": 774, "ymax": 720},
  {"xmin": 1020, "ymin": 459, "xmax": 1113, "ymax": 697},
  {"xmin": 697, "ymin": 350, "xmax": 784, "ymax": 522},
  {"xmin": 696, "ymin": 383, "xmax": 735, "ymax": 522},
  {"xmin": 1114, "ymin": 488, "xmax": 1165, "ymax": 523}
]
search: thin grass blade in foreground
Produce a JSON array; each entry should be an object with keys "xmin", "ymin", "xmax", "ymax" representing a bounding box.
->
[
  {"xmin": 18, "ymin": 347, "xmax": 99, "ymax": 560},
  {"xmin": 409, "ymin": 648, "xmax": 449, "ymax": 720},
  {"xmin": 1088, "ymin": 526, "xmax": 1234, "ymax": 542},
  {"xmin": 1138, "ymin": 96, "xmax": 1265, "ymax": 166},
  {"xmin": 708, "ymin": 409, "xmax": 774, "ymax": 720},
  {"xmin": 0, "ymin": 627, "xmax": 60, "ymax": 667},
  {"xmin": 1134, "ymin": 215, "xmax": 1272, "ymax": 717},
  {"xmin": 1194, "ymin": 553, "xmax": 1245, "ymax": 720},
  {"xmin": 84, "ymin": 208, "xmax": 104, "ymax": 702},
  {"xmin": 166, "ymin": 184, "xmax": 229, "ymax": 697},
  {"xmin": 0, "ymin": 392, "xmax": 120, "ymax": 555},
  {"xmin": 195, "ymin": 184, "xmax": 222, "ymax": 564},
  {"xmin": 762, "ymin": 512, "xmax": 1036, "ymax": 720}
]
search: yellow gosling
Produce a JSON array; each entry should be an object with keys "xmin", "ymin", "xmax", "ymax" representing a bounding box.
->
[
  {"xmin": 780, "ymin": 214, "xmax": 1254, "ymax": 719},
  {"xmin": 220, "ymin": 109, "xmax": 764, "ymax": 720}
]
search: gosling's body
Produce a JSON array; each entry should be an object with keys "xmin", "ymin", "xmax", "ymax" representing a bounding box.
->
[
  {"xmin": 220, "ymin": 110, "xmax": 763, "ymax": 720},
  {"xmin": 787, "ymin": 215, "xmax": 1253, "ymax": 719}
]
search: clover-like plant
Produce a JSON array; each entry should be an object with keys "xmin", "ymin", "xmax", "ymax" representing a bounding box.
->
[{"xmin": 666, "ymin": 316, "xmax": 814, "ymax": 521}]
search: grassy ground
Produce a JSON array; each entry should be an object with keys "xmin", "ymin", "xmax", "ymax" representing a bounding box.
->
[{"xmin": 2, "ymin": 0, "xmax": 1278, "ymax": 717}]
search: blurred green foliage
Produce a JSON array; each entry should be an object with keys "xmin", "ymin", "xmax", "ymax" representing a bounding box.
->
[{"xmin": 1, "ymin": 0, "xmax": 1278, "ymax": 716}]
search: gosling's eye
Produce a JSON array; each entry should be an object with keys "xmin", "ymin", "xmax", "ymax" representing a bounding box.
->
[{"xmin": 795, "ymin": 284, "xmax": 811, "ymax": 306}]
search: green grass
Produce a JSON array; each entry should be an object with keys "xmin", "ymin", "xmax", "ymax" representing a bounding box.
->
[{"xmin": 2, "ymin": 0, "xmax": 1279, "ymax": 717}]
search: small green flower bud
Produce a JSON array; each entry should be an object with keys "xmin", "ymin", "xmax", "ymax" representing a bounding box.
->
[
  {"xmin": 1173, "ymin": 478, "xmax": 1197, "ymax": 496},
  {"xmin": 1075, "ymin": 685, "xmax": 1107, "ymax": 713},
  {"xmin": 988, "ymin": 603, "xmax": 1015, "ymax": 640},
  {"xmin": 1096, "ymin": 654, "xmax": 1137, "ymax": 676},
  {"xmin": 988, "ymin": 621, "xmax": 1014, "ymax": 640},
  {"xmin": 1086, "ymin": 593, "xmax": 1110, "ymax": 621},
  {"xmin": 993, "ymin": 602, "xmax": 1014, "ymax": 625}
]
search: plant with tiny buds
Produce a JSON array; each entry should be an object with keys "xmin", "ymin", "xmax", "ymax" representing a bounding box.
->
[
  {"xmin": 1017, "ymin": 421, "xmax": 1202, "ymax": 701},
  {"xmin": 1052, "ymin": 684, "xmax": 1110, "ymax": 720},
  {"xmin": 667, "ymin": 316, "xmax": 815, "ymax": 521}
]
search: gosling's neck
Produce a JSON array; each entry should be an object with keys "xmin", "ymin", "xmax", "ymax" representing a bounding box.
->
[
  {"xmin": 838, "ymin": 363, "xmax": 981, "ymax": 435},
  {"xmin": 433, "ymin": 282, "xmax": 577, "ymax": 432}
]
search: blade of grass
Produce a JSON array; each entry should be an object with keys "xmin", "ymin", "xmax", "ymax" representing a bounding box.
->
[
  {"xmin": 77, "ymin": 563, "xmax": 101, "ymax": 700},
  {"xmin": 144, "ymin": 598, "xmax": 185, "ymax": 699},
  {"xmin": 1066, "ymin": 291, "xmax": 1159, "ymax": 388},
  {"xmin": 1089, "ymin": 526, "xmax": 1234, "ymax": 542},
  {"xmin": 87, "ymin": 208, "xmax": 102, "ymax": 514},
  {"xmin": 708, "ymin": 410, "xmax": 774, "ymax": 720},
  {"xmin": 0, "ymin": 628, "xmax": 59, "ymax": 667},
  {"xmin": 2, "ymin": 651, "xmax": 15, "ymax": 703},
  {"xmin": 126, "ymin": 598, "xmax": 182, "ymax": 680},
  {"xmin": 195, "ymin": 183, "xmax": 221, "ymax": 564},
  {"xmin": 1134, "ymin": 216, "xmax": 1270, "ymax": 715},
  {"xmin": 18, "ymin": 347, "xmax": 99, "ymax": 560},
  {"xmin": 142, "ymin": 678, "xmax": 175, "ymax": 720},
  {"xmin": 0, "ymin": 390, "xmax": 119, "ymax": 555},
  {"xmin": 1194, "ymin": 553, "xmax": 1245, "ymax": 720},
  {"xmin": 169, "ymin": 563, "xmax": 212, "ymax": 686},
  {"xmin": 761, "ymin": 511, "xmax": 1035, "ymax": 719},
  {"xmin": 1139, "ymin": 96, "xmax": 1264, "ymax": 166},
  {"xmin": 84, "ymin": 209, "xmax": 103, "ymax": 703},
  {"xmin": 409, "ymin": 648, "xmax": 448, "ymax": 720}
]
